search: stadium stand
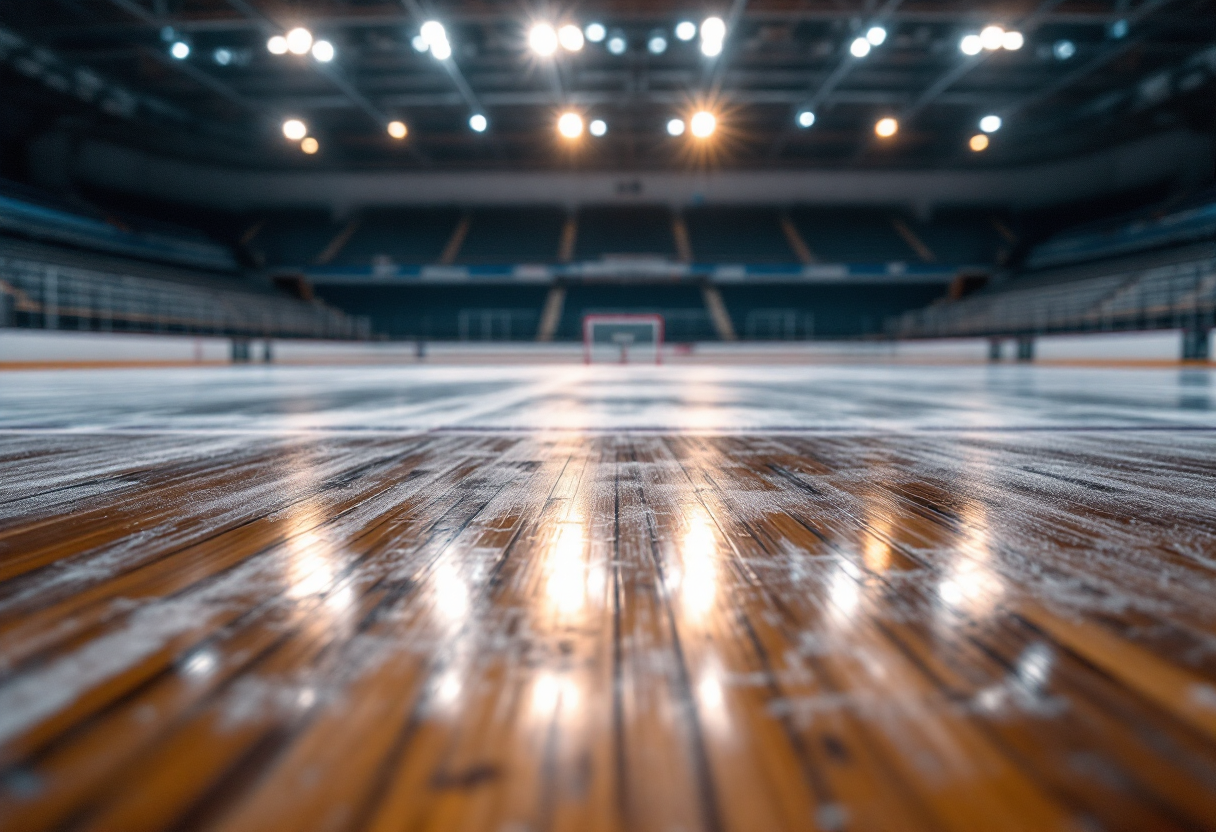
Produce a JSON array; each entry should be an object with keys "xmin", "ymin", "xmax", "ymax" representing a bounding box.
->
[
  {"xmin": 787, "ymin": 207, "xmax": 920, "ymax": 264},
  {"xmin": 457, "ymin": 208, "xmax": 566, "ymax": 264},
  {"xmin": 574, "ymin": 206, "xmax": 678, "ymax": 260},
  {"xmin": 683, "ymin": 207, "xmax": 797, "ymax": 263}
]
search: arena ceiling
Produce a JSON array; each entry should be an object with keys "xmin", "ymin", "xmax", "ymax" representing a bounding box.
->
[{"xmin": 1, "ymin": 0, "xmax": 1214, "ymax": 173}]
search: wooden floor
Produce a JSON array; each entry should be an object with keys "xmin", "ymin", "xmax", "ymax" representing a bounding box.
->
[{"xmin": 3, "ymin": 365, "xmax": 1216, "ymax": 831}]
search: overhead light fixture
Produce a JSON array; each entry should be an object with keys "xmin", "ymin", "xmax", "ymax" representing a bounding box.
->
[
  {"xmin": 648, "ymin": 34, "xmax": 668, "ymax": 55},
  {"xmin": 387, "ymin": 120, "xmax": 408, "ymax": 139},
  {"xmin": 1053, "ymin": 39, "xmax": 1076, "ymax": 60},
  {"xmin": 690, "ymin": 111, "xmax": 716, "ymax": 138},
  {"xmin": 301, "ymin": 137, "xmax": 319, "ymax": 154},
  {"xmin": 980, "ymin": 25, "xmax": 1005, "ymax": 51},
  {"xmin": 796, "ymin": 110, "xmax": 816, "ymax": 128},
  {"xmin": 558, "ymin": 112, "xmax": 584, "ymax": 139},
  {"xmin": 1110, "ymin": 19, "xmax": 1129, "ymax": 39},
  {"xmin": 585, "ymin": 23, "xmax": 606, "ymax": 43},
  {"xmin": 469, "ymin": 113, "xmax": 488, "ymax": 132},
  {"xmin": 874, "ymin": 117, "xmax": 898, "ymax": 138},
  {"xmin": 267, "ymin": 35, "xmax": 288, "ymax": 55},
  {"xmin": 430, "ymin": 39, "xmax": 452, "ymax": 60},
  {"xmin": 675, "ymin": 21, "xmax": 697, "ymax": 42},
  {"xmin": 530, "ymin": 23, "xmax": 558, "ymax": 56},
  {"xmin": 850, "ymin": 37, "xmax": 871, "ymax": 58},
  {"xmin": 589, "ymin": 118, "xmax": 607, "ymax": 137},
  {"xmin": 558, "ymin": 24, "xmax": 584, "ymax": 52},
  {"xmin": 969, "ymin": 134, "xmax": 989, "ymax": 152},
  {"xmin": 411, "ymin": 35, "xmax": 429, "ymax": 52},
  {"xmin": 169, "ymin": 41, "xmax": 190, "ymax": 60},
  {"xmin": 701, "ymin": 16, "xmax": 725, "ymax": 56},
  {"xmin": 311, "ymin": 40, "xmax": 335, "ymax": 62},
  {"xmin": 420, "ymin": 21, "xmax": 446, "ymax": 45},
  {"xmin": 213, "ymin": 48, "xmax": 233, "ymax": 66},
  {"xmin": 282, "ymin": 118, "xmax": 308, "ymax": 141},
  {"xmin": 1002, "ymin": 30, "xmax": 1024, "ymax": 50},
  {"xmin": 866, "ymin": 26, "xmax": 887, "ymax": 46},
  {"xmin": 959, "ymin": 34, "xmax": 983, "ymax": 56},
  {"xmin": 667, "ymin": 117, "xmax": 686, "ymax": 136},
  {"xmin": 285, "ymin": 27, "xmax": 313, "ymax": 56},
  {"xmin": 607, "ymin": 34, "xmax": 627, "ymax": 55},
  {"xmin": 979, "ymin": 114, "xmax": 1002, "ymax": 133}
]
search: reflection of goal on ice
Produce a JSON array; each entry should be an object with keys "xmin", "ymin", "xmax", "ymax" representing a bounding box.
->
[{"xmin": 583, "ymin": 314, "xmax": 664, "ymax": 365}]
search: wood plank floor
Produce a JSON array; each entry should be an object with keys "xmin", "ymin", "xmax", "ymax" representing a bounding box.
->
[{"xmin": 2, "ymin": 365, "xmax": 1216, "ymax": 831}]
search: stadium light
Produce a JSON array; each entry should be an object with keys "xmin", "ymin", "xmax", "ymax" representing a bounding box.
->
[
  {"xmin": 530, "ymin": 23, "xmax": 558, "ymax": 56},
  {"xmin": 267, "ymin": 35, "xmax": 288, "ymax": 55},
  {"xmin": 1002, "ymin": 31, "xmax": 1024, "ymax": 50},
  {"xmin": 701, "ymin": 16, "xmax": 725, "ymax": 56},
  {"xmin": 667, "ymin": 118, "xmax": 686, "ymax": 136},
  {"xmin": 285, "ymin": 27, "xmax": 313, "ymax": 56},
  {"xmin": 797, "ymin": 110, "xmax": 816, "ymax": 128},
  {"xmin": 585, "ymin": 23, "xmax": 606, "ymax": 43},
  {"xmin": 607, "ymin": 34, "xmax": 627, "ymax": 55},
  {"xmin": 979, "ymin": 25, "xmax": 1004, "ymax": 51},
  {"xmin": 282, "ymin": 119, "xmax": 307, "ymax": 141},
  {"xmin": 430, "ymin": 38, "xmax": 452, "ymax": 60},
  {"xmin": 558, "ymin": 112, "xmax": 584, "ymax": 139},
  {"xmin": 850, "ymin": 37, "xmax": 871, "ymax": 58},
  {"xmin": 969, "ymin": 134, "xmax": 989, "ymax": 152},
  {"xmin": 169, "ymin": 41, "xmax": 190, "ymax": 60},
  {"xmin": 1110, "ymin": 19, "xmax": 1129, "ymax": 39},
  {"xmin": 649, "ymin": 33, "xmax": 668, "ymax": 54},
  {"xmin": 959, "ymin": 34, "xmax": 982, "ymax": 56},
  {"xmin": 690, "ymin": 111, "xmax": 716, "ymax": 139},
  {"xmin": 420, "ymin": 21, "xmax": 445, "ymax": 46},
  {"xmin": 1053, "ymin": 39, "xmax": 1076, "ymax": 60},
  {"xmin": 558, "ymin": 25, "xmax": 584, "ymax": 52},
  {"xmin": 866, "ymin": 26, "xmax": 887, "ymax": 46},
  {"xmin": 469, "ymin": 113, "xmax": 488, "ymax": 132},
  {"xmin": 589, "ymin": 118, "xmax": 607, "ymax": 137},
  {"xmin": 213, "ymin": 48, "xmax": 233, "ymax": 66},
  {"xmin": 874, "ymin": 117, "xmax": 898, "ymax": 138},
  {"xmin": 301, "ymin": 137, "xmax": 319, "ymax": 154},
  {"xmin": 675, "ymin": 21, "xmax": 697, "ymax": 41},
  {"xmin": 387, "ymin": 120, "xmax": 408, "ymax": 139},
  {"xmin": 411, "ymin": 35, "xmax": 428, "ymax": 52},
  {"xmin": 311, "ymin": 40, "xmax": 335, "ymax": 62},
  {"xmin": 979, "ymin": 114, "xmax": 1002, "ymax": 133}
]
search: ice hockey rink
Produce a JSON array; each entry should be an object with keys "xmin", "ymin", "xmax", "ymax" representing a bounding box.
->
[{"xmin": 3, "ymin": 362, "xmax": 1216, "ymax": 832}]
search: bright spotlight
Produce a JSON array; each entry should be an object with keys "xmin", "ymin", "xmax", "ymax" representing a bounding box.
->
[
  {"xmin": 1110, "ymin": 19, "xmax": 1129, "ymax": 39},
  {"xmin": 285, "ymin": 27, "xmax": 313, "ymax": 55},
  {"xmin": 701, "ymin": 38, "xmax": 723, "ymax": 57},
  {"xmin": 311, "ymin": 40, "xmax": 334, "ymax": 62},
  {"xmin": 1053, "ymin": 39, "xmax": 1076, "ymax": 60},
  {"xmin": 282, "ymin": 118, "xmax": 307, "ymax": 141},
  {"xmin": 667, "ymin": 118, "xmax": 686, "ymax": 136},
  {"xmin": 301, "ymin": 137, "xmax": 319, "ymax": 154},
  {"xmin": 530, "ymin": 23, "xmax": 558, "ymax": 56},
  {"xmin": 850, "ymin": 37, "xmax": 871, "ymax": 58},
  {"xmin": 690, "ymin": 111, "xmax": 716, "ymax": 138},
  {"xmin": 420, "ymin": 21, "xmax": 446, "ymax": 46},
  {"xmin": 969, "ymin": 134, "xmax": 989, "ymax": 152},
  {"xmin": 213, "ymin": 48, "xmax": 233, "ymax": 65},
  {"xmin": 701, "ymin": 17, "xmax": 726, "ymax": 42},
  {"xmin": 387, "ymin": 120, "xmax": 408, "ymax": 139},
  {"xmin": 796, "ymin": 110, "xmax": 816, "ymax": 128},
  {"xmin": 874, "ymin": 117, "xmax": 898, "ymax": 138},
  {"xmin": 589, "ymin": 118, "xmax": 607, "ymax": 137},
  {"xmin": 979, "ymin": 114, "xmax": 1002, "ymax": 133},
  {"xmin": 648, "ymin": 34, "xmax": 668, "ymax": 54},
  {"xmin": 558, "ymin": 25, "xmax": 584, "ymax": 51},
  {"xmin": 585, "ymin": 23, "xmax": 606, "ymax": 43},
  {"xmin": 959, "ymin": 34, "xmax": 983, "ymax": 56},
  {"xmin": 169, "ymin": 41, "xmax": 190, "ymax": 60},
  {"xmin": 411, "ymin": 35, "xmax": 428, "ymax": 52},
  {"xmin": 1002, "ymin": 30, "xmax": 1024, "ymax": 50},
  {"xmin": 866, "ymin": 26, "xmax": 887, "ymax": 46},
  {"xmin": 980, "ymin": 25, "xmax": 1005, "ymax": 51},
  {"xmin": 469, "ymin": 113, "xmax": 488, "ymax": 132},
  {"xmin": 267, "ymin": 35, "xmax": 288, "ymax": 55},
  {"xmin": 430, "ymin": 38, "xmax": 452, "ymax": 60},
  {"xmin": 607, "ymin": 35, "xmax": 627, "ymax": 55},
  {"xmin": 675, "ymin": 21, "xmax": 697, "ymax": 41},
  {"xmin": 558, "ymin": 112, "xmax": 584, "ymax": 139}
]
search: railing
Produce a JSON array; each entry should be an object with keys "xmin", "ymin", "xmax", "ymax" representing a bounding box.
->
[
  {"xmin": 888, "ymin": 246, "xmax": 1216, "ymax": 339},
  {"xmin": 0, "ymin": 254, "xmax": 370, "ymax": 340}
]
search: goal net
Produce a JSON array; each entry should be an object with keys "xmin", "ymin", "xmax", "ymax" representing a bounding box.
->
[{"xmin": 583, "ymin": 314, "xmax": 664, "ymax": 365}]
